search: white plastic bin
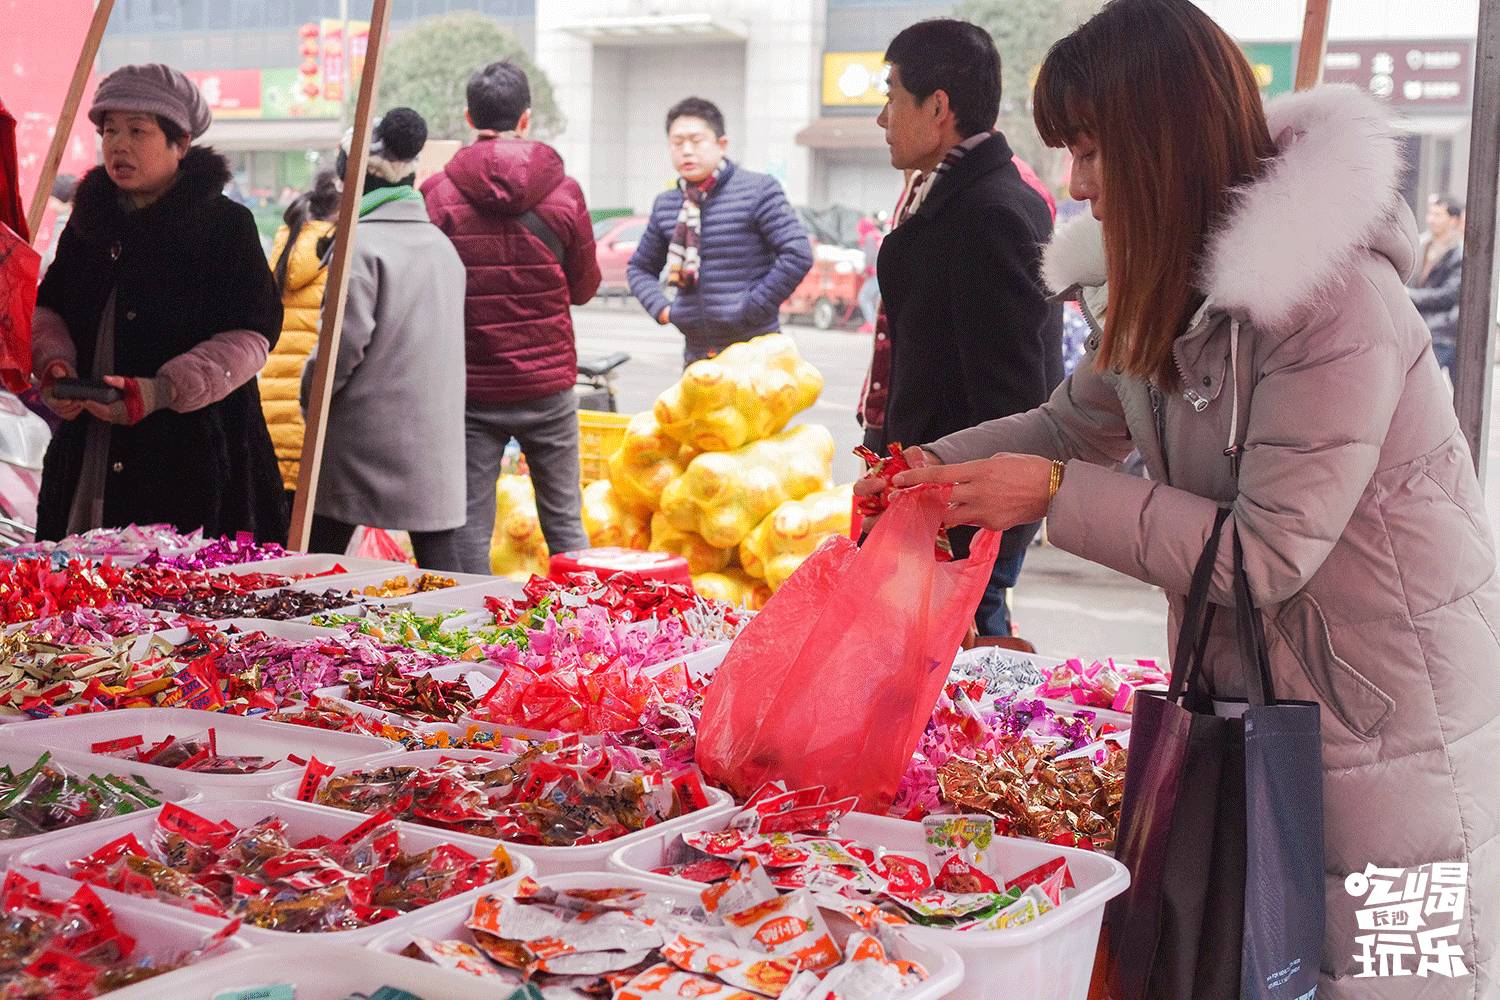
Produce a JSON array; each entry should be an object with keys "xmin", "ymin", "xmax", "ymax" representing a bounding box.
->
[
  {"xmin": 405, "ymin": 577, "xmax": 527, "ymax": 615},
  {"xmin": 0, "ymin": 707, "xmax": 398, "ymax": 799},
  {"xmin": 291, "ymin": 568, "xmax": 504, "ymax": 606},
  {"xmin": 0, "ymin": 745, "xmax": 204, "ymax": 863},
  {"xmin": 610, "ymin": 810, "xmax": 1129, "ymax": 1000},
  {"xmin": 271, "ymin": 747, "xmax": 734, "ymax": 877},
  {"xmin": 12, "ymin": 797, "xmax": 535, "ymax": 945},
  {"xmin": 367, "ymin": 871, "xmax": 963, "ymax": 998},
  {"xmin": 14, "ymin": 868, "xmax": 250, "ymax": 970},
  {"xmin": 100, "ymin": 940, "xmax": 517, "ymax": 999},
  {"xmin": 205, "ymin": 553, "xmax": 410, "ymax": 578},
  {"xmin": 201, "ymin": 618, "xmax": 343, "ymax": 641},
  {"xmin": 641, "ymin": 642, "xmax": 730, "ymax": 682}
]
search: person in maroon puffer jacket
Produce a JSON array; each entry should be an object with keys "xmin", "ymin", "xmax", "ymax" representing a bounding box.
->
[{"xmin": 423, "ymin": 60, "xmax": 601, "ymax": 574}]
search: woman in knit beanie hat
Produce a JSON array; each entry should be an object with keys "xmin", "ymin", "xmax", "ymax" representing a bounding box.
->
[{"xmin": 29, "ymin": 63, "xmax": 289, "ymax": 541}]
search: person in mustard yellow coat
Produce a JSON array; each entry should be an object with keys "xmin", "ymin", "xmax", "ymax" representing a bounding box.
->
[{"xmin": 263, "ymin": 170, "xmax": 339, "ymax": 504}]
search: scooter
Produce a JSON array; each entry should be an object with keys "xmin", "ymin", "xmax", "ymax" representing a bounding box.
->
[{"xmin": 575, "ymin": 352, "xmax": 630, "ymax": 412}]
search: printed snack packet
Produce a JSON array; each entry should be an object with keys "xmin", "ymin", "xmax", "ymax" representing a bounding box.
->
[{"xmin": 922, "ymin": 814, "xmax": 1000, "ymax": 893}]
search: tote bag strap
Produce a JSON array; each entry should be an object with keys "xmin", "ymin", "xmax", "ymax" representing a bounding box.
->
[
  {"xmin": 1167, "ymin": 505, "xmax": 1232, "ymax": 702},
  {"xmin": 1232, "ymin": 524, "xmax": 1277, "ymax": 707}
]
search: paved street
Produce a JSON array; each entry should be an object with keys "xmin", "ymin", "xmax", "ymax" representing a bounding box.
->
[{"xmin": 573, "ymin": 302, "xmax": 1172, "ymax": 660}]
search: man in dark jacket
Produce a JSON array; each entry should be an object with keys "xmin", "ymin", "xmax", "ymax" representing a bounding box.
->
[
  {"xmin": 867, "ymin": 19, "xmax": 1062, "ymax": 637},
  {"xmin": 424, "ymin": 60, "xmax": 601, "ymax": 574},
  {"xmin": 1409, "ymin": 194, "xmax": 1464, "ymax": 381},
  {"xmin": 628, "ymin": 98, "xmax": 813, "ymax": 364}
]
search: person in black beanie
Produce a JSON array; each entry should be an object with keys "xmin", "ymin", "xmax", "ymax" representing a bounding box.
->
[{"xmin": 299, "ymin": 107, "xmax": 469, "ymax": 569}]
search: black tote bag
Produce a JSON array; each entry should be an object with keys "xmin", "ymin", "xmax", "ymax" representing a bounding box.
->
[{"xmin": 1107, "ymin": 510, "xmax": 1325, "ymax": 1000}]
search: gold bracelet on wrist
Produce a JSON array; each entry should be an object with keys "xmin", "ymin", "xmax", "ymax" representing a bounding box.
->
[{"xmin": 1047, "ymin": 460, "xmax": 1066, "ymax": 503}]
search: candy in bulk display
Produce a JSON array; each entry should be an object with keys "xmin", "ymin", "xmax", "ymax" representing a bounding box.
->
[{"xmin": 0, "ymin": 521, "xmax": 1148, "ymax": 997}]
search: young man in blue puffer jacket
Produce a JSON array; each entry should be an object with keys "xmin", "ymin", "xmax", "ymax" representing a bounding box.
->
[{"xmin": 628, "ymin": 97, "xmax": 814, "ymax": 364}]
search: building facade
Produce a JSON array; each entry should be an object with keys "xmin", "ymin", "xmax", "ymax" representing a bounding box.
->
[{"xmin": 73, "ymin": 0, "xmax": 1483, "ymax": 217}]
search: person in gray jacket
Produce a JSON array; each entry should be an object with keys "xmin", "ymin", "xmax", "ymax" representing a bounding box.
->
[
  {"xmin": 867, "ymin": 3, "xmax": 1499, "ymax": 994},
  {"xmin": 300, "ymin": 108, "xmax": 467, "ymax": 570}
]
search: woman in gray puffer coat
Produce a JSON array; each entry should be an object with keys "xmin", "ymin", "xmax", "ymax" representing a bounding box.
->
[{"xmin": 868, "ymin": 2, "xmax": 1499, "ymax": 997}]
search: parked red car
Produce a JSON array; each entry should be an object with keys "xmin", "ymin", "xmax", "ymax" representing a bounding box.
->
[{"xmin": 593, "ymin": 215, "xmax": 650, "ymax": 298}]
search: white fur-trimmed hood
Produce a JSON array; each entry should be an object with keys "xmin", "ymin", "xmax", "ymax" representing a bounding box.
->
[{"xmin": 1041, "ymin": 85, "xmax": 1418, "ymax": 331}]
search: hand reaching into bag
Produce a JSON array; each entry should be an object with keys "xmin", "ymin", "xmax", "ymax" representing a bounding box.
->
[{"xmin": 892, "ymin": 452, "xmax": 1054, "ymax": 531}]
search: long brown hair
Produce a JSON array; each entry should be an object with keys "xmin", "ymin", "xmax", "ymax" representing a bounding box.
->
[{"xmin": 1034, "ymin": 0, "xmax": 1276, "ymax": 386}]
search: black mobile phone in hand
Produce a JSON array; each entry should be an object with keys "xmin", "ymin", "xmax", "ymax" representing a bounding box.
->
[{"xmin": 50, "ymin": 378, "xmax": 122, "ymax": 403}]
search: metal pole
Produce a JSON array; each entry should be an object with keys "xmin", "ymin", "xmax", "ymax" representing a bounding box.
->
[
  {"xmin": 1294, "ymin": 0, "xmax": 1331, "ymax": 91},
  {"xmin": 288, "ymin": 0, "xmax": 391, "ymax": 551},
  {"xmin": 1454, "ymin": 0, "xmax": 1500, "ymax": 482},
  {"xmin": 26, "ymin": 0, "xmax": 116, "ymax": 240}
]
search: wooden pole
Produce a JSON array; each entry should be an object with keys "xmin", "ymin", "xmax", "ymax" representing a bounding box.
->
[
  {"xmin": 288, "ymin": 0, "xmax": 391, "ymax": 551},
  {"xmin": 26, "ymin": 0, "xmax": 115, "ymax": 241},
  {"xmin": 1454, "ymin": 0, "xmax": 1500, "ymax": 482},
  {"xmin": 1293, "ymin": 0, "xmax": 1331, "ymax": 91}
]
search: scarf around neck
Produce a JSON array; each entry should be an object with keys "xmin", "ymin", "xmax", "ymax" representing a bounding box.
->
[
  {"xmin": 359, "ymin": 184, "xmax": 423, "ymax": 218},
  {"xmin": 667, "ymin": 163, "xmax": 724, "ymax": 290}
]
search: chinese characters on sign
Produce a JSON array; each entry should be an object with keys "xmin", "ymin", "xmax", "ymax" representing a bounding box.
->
[
  {"xmin": 1346, "ymin": 862, "xmax": 1470, "ymax": 979},
  {"xmin": 1322, "ymin": 41, "xmax": 1473, "ymax": 109}
]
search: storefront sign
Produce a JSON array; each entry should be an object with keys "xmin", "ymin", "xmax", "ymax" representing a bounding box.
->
[
  {"xmin": 1323, "ymin": 40, "xmax": 1473, "ymax": 108},
  {"xmin": 821, "ymin": 52, "xmax": 889, "ymax": 109},
  {"xmin": 1242, "ymin": 42, "xmax": 1294, "ymax": 98},
  {"xmin": 185, "ymin": 69, "xmax": 263, "ymax": 119}
]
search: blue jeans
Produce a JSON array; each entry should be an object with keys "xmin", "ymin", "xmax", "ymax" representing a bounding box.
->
[
  {"xmin": 950, "ymin": 522, "xmax": 1038, "ymax": 638},
  {"xmin": 858, "ymin": 273, "xmax": 880, "ymax": 327}
]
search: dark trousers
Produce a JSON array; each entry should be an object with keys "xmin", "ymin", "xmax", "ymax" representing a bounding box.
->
[{"xmin": 306, "ymin": 514, "xmax": 465, "ymax": 573}]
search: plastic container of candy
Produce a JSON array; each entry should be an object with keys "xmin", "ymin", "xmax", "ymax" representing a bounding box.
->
[
  {"xmin": 14, "ymin": 868, "xmax": 250, "ymax": 973},
  {"xmin": 289, "ymin": 568, "xmax": 504, "ymax": 606},
  {"xmin": 11, "ymin": 797, "xmax": 536, "ymax": 945},
  {"xmin": 313, "ymin": 662, "xmax": 505, "ymax": 725},
  {"xmin": 0, "ymin": 745, "xmax": 205, "ymax": 863},
  {"xmin": 205, "ymin": 553, "xmax": 409, "ymax": 579},
  {"xmin": 610, "ymin": 810, "xmax": 1130, "ymax": 1000},
  {"xmin": 202, "ymin": 618, "xmax": 343, "ymax": 641},
  {"xmin": 102, "ymin": 940, "xmax": 514, "ymax": 1000},
  {"xmin": 640, "ymin": 642, "xmax": 729, "ymax": 682},
  {"xmin": 402, "ymin": 577, "xmax": 529, "ymax": 615},
  {"xmin": 269, "ymin": 747, "xmax": 735, "ymax": 878},
  {"xmin": 366, "ymin": 870, "xmax": 965, "ymax": 998},
  {"xmin": 0, "ymin": 707, "xmax": 398, "ymax": 799}
]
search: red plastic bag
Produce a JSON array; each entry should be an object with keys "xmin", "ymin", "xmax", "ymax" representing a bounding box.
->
[
  {"xmin": 0, "ymin": 221, "xmax": 39, "ymax": 395},
  {"xmin": 695, "ymin": 484, "xmax": 1001, "ymax": 811},
  {"xmin": 352, "ymin": 526, "xmax": 412, "ymax": 563}
]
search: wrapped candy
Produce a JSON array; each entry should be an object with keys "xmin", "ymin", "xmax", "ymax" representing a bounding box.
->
[
  {"xmin": 139, "ymin": 532, "xmax": 286, "ymax": 570},
  {"xmin": 309, "ymin": 742, "xmax": 708, "ymax": 846},
  {"xmin": 490, "ymin": 475, "xmax": 550, "ymax": 579},
  {"xmin": 267, "ymin": 697, "xmax": 418, "ymax": 742},
  {"xmin": 340, "ymin": 663, "xmax": 496, "ymax": 724},
  {"xmin": 947, "ymin": 646, "xmax": 1047, "ymax": 699},
  {"xmin": 486, "ymin": 570, "xmax": 736, "ymax": 630},
  {"xmin": 660, "ymin": 425, "xmax": 835, "ymax": 549},
  {"xmin": 655, "ymin": 785, "xmax": 1075, "ymax": 934},
  {"xmin": 148, "ymin": 587, "xmax": 361, "ymax": 621},
  {"xmin": 738, "ymin": 484, "xmax": 855, "ymax": 590},
  {"xmin": 892, "ymin": 683, "xmax": 1124, "ymax": 822},
  {"xmin": 0, "ymin": 872, "xmax": 238, "ymax": 997},
  {"xmin": 0, "ymin": 630, "xmax": 180, "ymax": 719},
  {"xmin": 1037, "ymin": 657, "xmax": 1169, "ymax": 714},
  {"xmin": 19, "ymin": 604, "xmax": 181, "ymax": 643},
  {"xmin": 649, "ymin": 513, "xmax": 733, "ymax": 575},
  {"xmin": 0, "ymin": 752, "xmax": 162, "ymax": 839},
  {"xmin": 311, "ymin": 609, "xmax": 525, "ymax": 661},
  {"xmin": 691, "ymin": 568, "xmax": 771, "ymax": 611},
  {"xmin": 607, "ymin": 411, "xmax": 697, "ymax": 513},
  {"xmin": 653, "ymin": 334, "xmax": 823, "ymax": 453},
  {"xmin": 581, "ymin": 478, "xmax": 652, "ymax": 550},
  {"xmin": 2, "ymin": 524, "xmax": 204, "ymax": 565},
  {"xmin": 92, "ymin": 729, "xmax": 280, "ymax": 774},
  {"xmin": 54, "ymin": 803, "xmax": 513, "ymax": 932},
  {"xmin": 937, "ymin": 738, "xmax": 1128, "ymax": 852},
  {"xmin": 355, "ymin": 573, "xmax": 459, "ymax": 598},
  {"xmin": 397, "ymin": 874, "xmax": 926, "ymax": 997}
]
